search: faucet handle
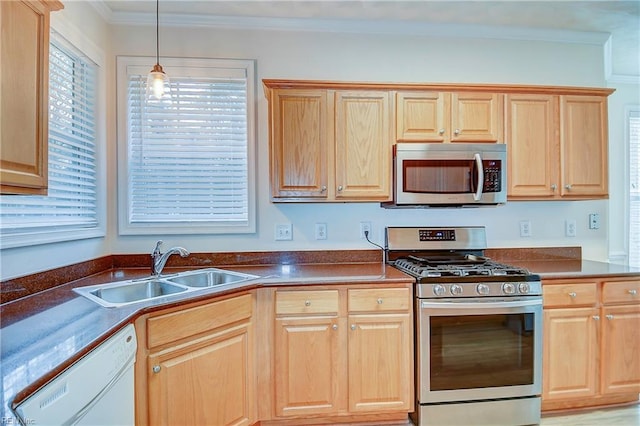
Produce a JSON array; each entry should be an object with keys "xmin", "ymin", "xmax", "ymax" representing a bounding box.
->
[{"xmin": 152, "ymin": 240, "xmax": 163, "ymax": 256}]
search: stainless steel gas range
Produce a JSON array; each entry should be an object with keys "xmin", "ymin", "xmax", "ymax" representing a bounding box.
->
[{"xmin": 386, "ymin": 226, "xmax": 543, "ymax": 426}]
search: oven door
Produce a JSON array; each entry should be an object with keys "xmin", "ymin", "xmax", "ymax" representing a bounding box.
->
[{"xmin": 417, "ymin": 297, "xmax": 542, "ymax": 404}]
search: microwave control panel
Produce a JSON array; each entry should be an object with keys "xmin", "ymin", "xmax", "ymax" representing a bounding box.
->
[{"xmin": 482, "ymin": 160, "xmax": 502, "ymax": 193}]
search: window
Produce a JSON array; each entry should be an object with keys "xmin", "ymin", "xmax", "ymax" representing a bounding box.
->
[
  {"xmin": 628, "ymin": 108, "xmax": 640, "ymax": 267},
  {"xmin": 117, "ymin": 57, "xmax": 256, "ymax": 234},
  {"xmin": 0, "ymin": 33, "xmax": 100, "ymax": 248}
]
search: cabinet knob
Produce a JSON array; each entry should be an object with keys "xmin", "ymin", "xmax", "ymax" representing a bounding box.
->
[
  {"xmin": 593, "ymin": 315, "xmax": 600, "ymax": 321},
  {"xmin": 377, "ymin": 298, "xmax": 383, "ymax": 304},
  {"xmin": 153, "ymin": 365, "xmax": 161, "ymax": 373},
  {"xmin": 606, "ymin": 314, "xmax": 614, "ymax": 320},
  {"xmin": 454, "ymin": 129, "xmax": 460, "ymax": 135},
  {"xmin": 304, "ymin": 300, "xmax": 311, "ymax": 306},
  {"xmin": 439, "ymin": 128, "xmax": 445, "ymax": 135},
  {"xmin": 551, "ymin": 184, "xmax": 557, "ymax": 191},
  {"xmin": 569, "ymin": 292, "xmax": 577, "ymax": 298},
  {"xmin": 629, "ymin": 289, "xmax": 638, "ymax": 296},
  {"xmin": 565, "ymin": 184, "xmax": 572, "ymax": 190},
  {"xmin": 320, "ymin": 185, "xmax": 327, "ymax": 193},
  {"xmin": 351, "ymin": 324, "xmax": 356, "ymax": 331},
  {"xmin": 337, "ymin": 185, "xmax": 343, "ymax": 192},
  {"xmin": 332, "ymin": 324, "xmax": 338, "ymax": 330}
]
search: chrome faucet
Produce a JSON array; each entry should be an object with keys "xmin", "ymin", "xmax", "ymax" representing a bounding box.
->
[{"xmin": 151, "ymin": 240, "xmax": 190, "ymax": 276}]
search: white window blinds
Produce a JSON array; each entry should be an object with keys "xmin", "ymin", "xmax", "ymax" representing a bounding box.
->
[
  {"xmin": 0, "ymin": 37, "xmax": 99, "ymax": 247},
  {"xmin": 629, "ymin": 109, "xmax": 640, "ymax": 267},
  {"xmin": 117, "ymin": 57, "xmax": 255, "ymax": 234}
]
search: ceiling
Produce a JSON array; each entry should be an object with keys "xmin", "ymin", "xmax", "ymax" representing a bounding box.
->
[{"xmin": 96, "ymin": 1, "xmax": 640, "ymax": 79}]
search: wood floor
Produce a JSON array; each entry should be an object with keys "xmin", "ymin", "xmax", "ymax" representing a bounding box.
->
[{"xmin": 540, "ymin": 403, "xmax": 640, "ymax": 425}]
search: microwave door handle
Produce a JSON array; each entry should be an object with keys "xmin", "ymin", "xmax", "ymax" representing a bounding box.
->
[{"xmin": 473, "ymin": 153, "xmax": 484, "ymax": 201}]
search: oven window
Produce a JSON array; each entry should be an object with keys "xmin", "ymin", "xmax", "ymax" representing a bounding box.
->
[
  {"xmin": 430, "ymin": 313, "xmax": 535, "ymax": 390},
  {"xmin": 403, "ymin": 160, "xmax": 473, "ymax": 193}
]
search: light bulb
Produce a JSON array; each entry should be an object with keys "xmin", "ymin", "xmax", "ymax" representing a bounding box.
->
[{"xmin": 152, "ymin": 74, "xmax": 165, "ymax": 99}]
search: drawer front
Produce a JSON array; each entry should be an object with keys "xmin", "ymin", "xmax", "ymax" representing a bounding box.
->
[
  {"xmin": 543, "ymin": 282, "xmax": 597, "ymax": 307},
  {"xmin": 348, "ymin": 287, "xmax": 410, "ymax": 313},
  {"xmin": 147, "ymin": 293, "xmax": 253, "ymax": 348},
  {"xmin": 602, "ymin": 280, "xmax": 640, "ymax": 305},
  {"xmin": 275, "ymin": 290, "xmax": 339, "ymax": 315}
]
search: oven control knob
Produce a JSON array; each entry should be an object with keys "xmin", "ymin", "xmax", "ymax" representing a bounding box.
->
[
  {"xmin": 518, "ymin": 282, "xmax": 530, "ymax": 294},
  {"xmin": 502, "ymin": 282, "xmax": 516, "ymax": 295},
  {"xmin": 476, "ymin": 284, "xmax": 490, "ymax": 295},
  {"xmin": 433, "ymin": 284, "xmax": 446, "ymax": 296},
  {"xmin": 450, "ymin": 284, "xmax": 463, "ymax": 296}
]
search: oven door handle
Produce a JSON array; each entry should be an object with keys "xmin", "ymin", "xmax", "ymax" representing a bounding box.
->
[
  {"xmin": 473, "ymin": 153, "xmax": 484, "ymax": 201},
  {"xmin": 421, "ymin": 299, "xmax": 541, "ymax": 310}
]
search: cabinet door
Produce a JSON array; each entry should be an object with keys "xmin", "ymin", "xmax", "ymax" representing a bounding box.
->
[
  {"xmin": 334, "ymin": 91, "xmax": 392, "ymax": 200},
  {"xmin": 270, "ymin": 89, "xmax": 328, "ymax": 199},
  {"xmin": 0, "ymin": 0, "xmax": 57, "ymax": 194},
  {"xmin": 274, "ymin": 316, "xmax": 342, "ymax": 416},
  {"xmin": 395, "ymin": 91, "xmax": 448, "ymax": 142},
  {"xmin": 348, "ymin": 313, "xmax": 413, "ymax": 412},
  {"xmin": 601, "ymin": 305, "xmax": 640, "ymax": 394},
  {"xmin": 542, "ymin": 307, "xmax": 599, "ymax": 401},
  {"xmin": 147, "ymin": 322, "xmax": 254, "ymax": 426},
  {"xmin": 506, "ymin": 94, "xmax": 560, "ymax": 198},
  {"xmin": 450, "ymin": 92, "xmax": 503, "ymax": 143},
  {"xmin": 560, "ymin": 95, "xmax": 608, "ymax": 197}
]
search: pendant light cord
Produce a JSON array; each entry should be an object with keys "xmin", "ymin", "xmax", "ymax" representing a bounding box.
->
[{"xmin": 155, "ymin": 0, "xmax": 159, "ymax": 66}]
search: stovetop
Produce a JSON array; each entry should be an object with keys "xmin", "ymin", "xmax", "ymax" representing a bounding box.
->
[{"xmin": 394, "ymin": 254, "xmax": 532, "ymax": 278}]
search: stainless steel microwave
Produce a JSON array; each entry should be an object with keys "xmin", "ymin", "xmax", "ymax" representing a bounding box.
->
[{"xmin": 384, "ymin": 143, "xmax": 507, "ymax": 207}]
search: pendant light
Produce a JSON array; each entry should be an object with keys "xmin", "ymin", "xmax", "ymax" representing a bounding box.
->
[{"xmin": 146, "ymin": 0, "xmax": 170, "ymax": 102}]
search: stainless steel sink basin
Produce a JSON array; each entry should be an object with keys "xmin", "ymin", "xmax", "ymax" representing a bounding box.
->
[
  {"xmin": 167, "ymin": 268, "xmax": 259, "ymax": 288},
  {"xmin": 74, "ymin": 279, "xmax": 189, "ymax": 308}
]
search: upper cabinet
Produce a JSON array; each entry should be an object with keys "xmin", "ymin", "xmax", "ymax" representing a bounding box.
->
[
  {"xmin": 396, "ymin": 91, "xmax": 503, "ymax": 143},
  {"xmin": 0, "ymin": 0, "xmax": 63, "ymax": 195},
  {"xmin": 506, "ymin": 91, "xmax": 612, "ymax": 200},
  {"xmin": 264, "ymin": 80, "xmax": 613, "ymax": 203},
  {"xmin": 265, "ymin": 82, "xmax": 392, "ymax": 202}
]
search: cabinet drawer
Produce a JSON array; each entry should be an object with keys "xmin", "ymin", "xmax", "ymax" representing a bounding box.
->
[
  {"xmin": 543, "ymin": 282, "xmax": 597, "ymax": 307},
  {"xmin": 275, "ymin": 290, "xmax": 339, "ymax": 315},
  {"xmin": 348, "ymin": 288, "xmax": 410, "ymax": 313},
  {"xmin": 602, "ymin": 280, "xmax": 640, "ymax": 305},
  {"xmin": 147, "ymin": 293, "xmax": 252, "ymax": 348}
]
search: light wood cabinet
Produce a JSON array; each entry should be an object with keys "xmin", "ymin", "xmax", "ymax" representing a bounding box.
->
[
  {"xmin": 135, "ymin": 293, "xmax": 256, "ymax": 426},
  {"xmin": 396, "ymin": 91, "xmax": 503, "ymax": 143},
  {"xmin": 267, "ymin": 285, "xmax": 413, "ymax": 422},
  {"xmin": 0, "ymin": 0, "xmax": 62, "ymax": 195},
  {"xmin": 542, "ymin": 277, "xmax": 640, "ymax": 411},
  {"xmin": 506, "ymin": 94, "xmax": 610, "ymax": 200},
  {"xmin": 266, "ymin": 86, "xmax": 392, "ymax": 202}
]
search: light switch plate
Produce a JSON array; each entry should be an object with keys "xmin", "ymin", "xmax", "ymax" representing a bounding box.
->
[{"xmin": 275, "ymin": 223, "xmax": 292, "ymax": 240}]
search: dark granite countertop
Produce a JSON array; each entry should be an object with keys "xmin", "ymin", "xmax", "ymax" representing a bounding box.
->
[
  {"xmin": 0, "ymin": 262, "xmax": 411, "ymax": 420},
  {"xmin": 509, "ymin": 259, "xmax": 640, "ymax": 280}
]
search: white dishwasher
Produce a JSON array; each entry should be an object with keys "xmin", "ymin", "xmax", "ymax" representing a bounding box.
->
[{"xmin": 14, "ymin": 324, "xmax": 137, "ymax": 426}]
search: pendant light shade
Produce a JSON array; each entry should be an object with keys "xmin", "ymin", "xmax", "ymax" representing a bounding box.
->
[{"xmin": 147, "ymin": 0, "xmax": 170, "ymax": 103}]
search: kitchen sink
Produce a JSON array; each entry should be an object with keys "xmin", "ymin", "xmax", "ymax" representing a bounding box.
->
[
  {"xmin": 167, "ymin": 268, "xmax": 259, "ymax": 288},
  {"xmin": 73, "ymin": 268, "xmax": 259, "ymax": 308}
]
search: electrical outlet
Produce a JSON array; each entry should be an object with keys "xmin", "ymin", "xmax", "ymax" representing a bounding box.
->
[
  {"xmin": 589, "ymin": 213, "xmax": 600, "ymax": 230},
  {"xmin": 275, "ymin": 223, "xmax": 292, "ymax": 241},
  {"xmin": 315, "ymin": 223, "xmax": 327, "ymax": 240},
  {"xmin": 359, "ymin": 222, "xmax": 372, "ymax": 239},
  {"xmin": 519, "ymin": 221, "xmax": 532, "ymax": 237},
  {"xmin": 565, "ymin": 220, "xmax": 577, "ymax": 237}
]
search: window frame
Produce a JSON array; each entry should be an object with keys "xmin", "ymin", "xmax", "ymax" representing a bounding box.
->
[
  {"xmin": 626, "ymin": 105, "xmax": 640, "ymax": 267},
  {"xmin": 116, "ymin": 56, "xmax": 256, "ymax": 235},
  {"xmin": 0, "ymin": 24, "xmax": 105, "ymax": 250}
]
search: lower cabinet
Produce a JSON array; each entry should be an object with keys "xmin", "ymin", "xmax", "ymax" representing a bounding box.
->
[
  {"xmin": 135, "ymin": 292, "xmax": 255, "ymax": 426},
  {"xmin": 267, "ymin": 285, "xmax": 414, "ymax": 423},
  {"xmin": 542, "ymin": 278, "xmax": 640, "ymax": 411}
]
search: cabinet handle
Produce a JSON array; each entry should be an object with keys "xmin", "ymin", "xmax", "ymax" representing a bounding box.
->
[
  {"xmin": 337, "ymin": 185, "xmax": 343, "ymax": 192},
  {"xmin": 592, "ymin": 315, "xmax": 600, "ymax": 321},
  {"xmin": 153, "ymin": 365, "xmax": 161, "ymax": 373},
  {"xmin": 377, "ymin": 298, "xmax": 383, "ymax": 304},
  {"xmin": 332, "ymin": 324, "xmax": 338, "ymax": 330},
  {"xmin": 551, "ymin": 184, "xmax": 557, "ymax": 191},
  {"xmin": 350, "ymin": 324, "xmax": 356, "ymax": 331},
  {"xmin": 569, "ymin": 292, "xmax": 577, "ymax": 298},
  {"xmin": 565, "ymin": 184, "xmax": 572, "ymax": 190},
  {"xmin": 304, "ymin": 300, "xmax": 311, "ymax": 306},
  {"xmin": 439, "ymin": 128, "xmax": 445, "ymax": 135},
  {"xmin": 320, "ymin": 185, "xmax": 327, "ymax": 193},
  {"xmin": 606, "ymin": 314, "xmax": 614, "ymax": 320},
  {"xmin": 629, "ymin": 289, "xmax": 638, "ymax": 296}
]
